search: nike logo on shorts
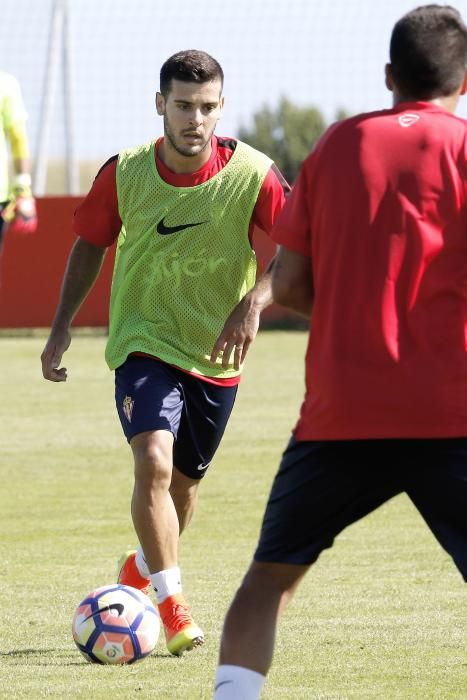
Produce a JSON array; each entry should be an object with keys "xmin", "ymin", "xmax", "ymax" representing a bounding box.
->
[
  {"xmin": 156, "ymin": 217, "xmax": 207, "ymax": 235},
  {"xmin": 197, "ymin": 462, "xmax": 210, "ymax": 471}
]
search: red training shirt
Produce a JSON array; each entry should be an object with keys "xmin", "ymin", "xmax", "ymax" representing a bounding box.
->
[
  {"xmin": 74, "ymin": 135, "xmax": 290, "ymax": 385},
  {"xmin": 272, "ymin": 101, "xmax": 467, "ymax": 439},
  {"xmin": 74, "ymin": 135, "xmax": 289, "ymax": 247}
]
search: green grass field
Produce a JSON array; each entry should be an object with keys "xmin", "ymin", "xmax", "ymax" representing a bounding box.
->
[{"xmin": 1, "ymin": 332, "xmax": 465, "ymax": 699}]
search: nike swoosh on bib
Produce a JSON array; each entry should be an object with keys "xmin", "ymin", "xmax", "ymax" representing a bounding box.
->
[{"xmin": 156, "ymin": 217, "xmax": 207, "ymax": 235}]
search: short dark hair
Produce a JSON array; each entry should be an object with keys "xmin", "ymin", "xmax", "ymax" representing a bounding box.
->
[
  {"xmin": 390, "ymin": 4, "xmax": 467, "ymax": 99},
  {"xmin": 160, "ymin": 50, "xmax": 224, "ymax": 97}
]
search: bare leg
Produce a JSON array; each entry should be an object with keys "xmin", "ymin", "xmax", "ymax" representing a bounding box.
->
[
  {"xmin": 170, "ymin": 466, "xmax": 200, "ymax": 534},
  {"xmin": 219, "ymin": 560, "xmax": 308, "ymax": 676},
  {"xmin": 130, "ymin": 429, "xmax": 178, "ymax": 574}
]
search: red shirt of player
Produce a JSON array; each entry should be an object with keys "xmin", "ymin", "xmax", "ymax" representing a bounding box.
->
[
  {"xmin": 74, "ymin": 136, "xmax": 289, "ymax": 248},
  {"xmin": 272, "ymin": 101, "xmax": 467, "ymax": 439}
]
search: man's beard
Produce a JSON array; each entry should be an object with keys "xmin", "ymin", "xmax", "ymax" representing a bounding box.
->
[{"xmin": 164, "ymin": 116, "xmax": 215, "ymax": 157}]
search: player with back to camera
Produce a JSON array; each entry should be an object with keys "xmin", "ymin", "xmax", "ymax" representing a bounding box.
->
[
  {"xmin": 40, "ymin": 50, "xmax": 290, "ymax": 656},
  {"xmin": 214, "ymin": 5, "xmax": 467, "ymax": 698},
  {"xmin": 0, "ymin": 70, "xmax": 37, "ymax": 269}
]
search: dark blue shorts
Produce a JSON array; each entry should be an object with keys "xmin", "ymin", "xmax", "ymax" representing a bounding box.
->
[
  {"xmin": 115, "ymin": 356, "xmax": 237, "ymax": 480},
  {"xmin": 255, "ymin": 437, "xmax": 467, "ymax": 581}
]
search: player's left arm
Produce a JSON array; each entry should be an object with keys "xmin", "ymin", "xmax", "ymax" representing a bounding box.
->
[{"xmin": 210, "ymin": 164, "xmax": 290, "ymax": 370}]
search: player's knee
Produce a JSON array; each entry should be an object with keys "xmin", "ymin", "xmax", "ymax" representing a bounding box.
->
[
  {"xmin": 170, "ymin": 469, "xmax": 199, "ymax": 499},
  {"xmin": 241, "ymin": 561, "xmax": 305, "ymax": 599},
  {"xmin": 133, "ymin": 443, "xmax": 173, "ymax": 489}
]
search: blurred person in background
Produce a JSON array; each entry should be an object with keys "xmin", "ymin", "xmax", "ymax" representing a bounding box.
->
[
  {"xmin": 214, "ymin": 5, "xmax": 467, "ymax": 698},
  {"xmin": 0, "ymin": 70, "xmax": 37, "ymax": 267},
  {"xmin": 41, "ymin": 50, "xmax": 289, "ymax": 657}
]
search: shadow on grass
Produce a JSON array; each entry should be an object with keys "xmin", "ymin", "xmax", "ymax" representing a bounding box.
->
[
  {"xmin": 1, "ymin": 648, "xmax": 82, "ymax": 666},
  {"xmin": 0, "ymin": 648, "xmax": 183, "ymax": 666}
]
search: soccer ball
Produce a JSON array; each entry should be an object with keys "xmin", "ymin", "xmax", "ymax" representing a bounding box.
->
[{"xmin": 72, "ymin": 584, "xmax": 160, "ymax": 664}]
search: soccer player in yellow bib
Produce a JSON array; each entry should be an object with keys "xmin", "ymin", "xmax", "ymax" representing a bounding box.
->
[
  {"xmin": 41, "ymin": 50, "xmax": 289, "ymax": 656},
  {"xmin": 0, "ymin": 71, "xmax": 37, "ymax": 264}
]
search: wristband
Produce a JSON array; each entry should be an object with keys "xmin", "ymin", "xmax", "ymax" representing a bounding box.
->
[{"xmin": 13, "ymin": 173, "xmax": 32, "ymax": 192}]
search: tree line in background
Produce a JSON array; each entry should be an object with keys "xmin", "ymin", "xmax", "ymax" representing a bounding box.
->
[
  {"xmin": 239, "ymin": 97, "xmax": 349, "ymax": 184},
  {"xmin": 44, "ymin": 98, "xmax": 348, "ymax": 194}
]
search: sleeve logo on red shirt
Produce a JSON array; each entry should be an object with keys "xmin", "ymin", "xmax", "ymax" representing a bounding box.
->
[{"xmin": 398, "ymin": 114, "xmax": 420, "ymax": 128}]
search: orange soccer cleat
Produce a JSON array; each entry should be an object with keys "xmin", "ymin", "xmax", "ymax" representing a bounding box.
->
[
  {"xmin": 158, "ymin": 593, "xmax": 204, "ymax": 656},
  {"xmin": 117, "ymin": 550, "xmax": 151, "ymax": 595}
]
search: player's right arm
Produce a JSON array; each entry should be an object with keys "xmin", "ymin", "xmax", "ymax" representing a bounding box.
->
[
  {"xmin": 269, "ymin": 162, "xmax": 314, "ymax": 317},
  {"xmin": 41, "ymin": 157, "xmax": 121, "ymax": 382},
  {"xmin": 271, "ymin": 245, "xmax": 313, "ymax": 317},
  {"xmin": 41, "ymin": 239, "xmax": 107, "ymax": 381}
]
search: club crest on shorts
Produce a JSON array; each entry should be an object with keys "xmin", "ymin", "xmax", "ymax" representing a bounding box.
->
[{"xmin": 122, "ymin": 395, "xmax": 134, "ymax": 422}]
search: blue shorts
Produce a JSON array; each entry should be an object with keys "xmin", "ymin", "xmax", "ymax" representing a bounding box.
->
[
  {"xmin": 115, "ymin": 356, "xmax": 237, "ymax": 480},
  {"xmin": 255, "ymin": 437, "xmax": 467, "ymax": 581}
]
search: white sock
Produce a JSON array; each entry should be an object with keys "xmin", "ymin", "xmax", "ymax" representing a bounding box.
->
[
  {"xmin": 214, "ymin": 665, "xmax": 265, "ymax": 699},
  {"xmin": 149, "ymin": 566, "xmax": 182, "ymax": 604},
  {"xmin": 135, "ymin": 545, "xmax": 150, "ymax": 578}
]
